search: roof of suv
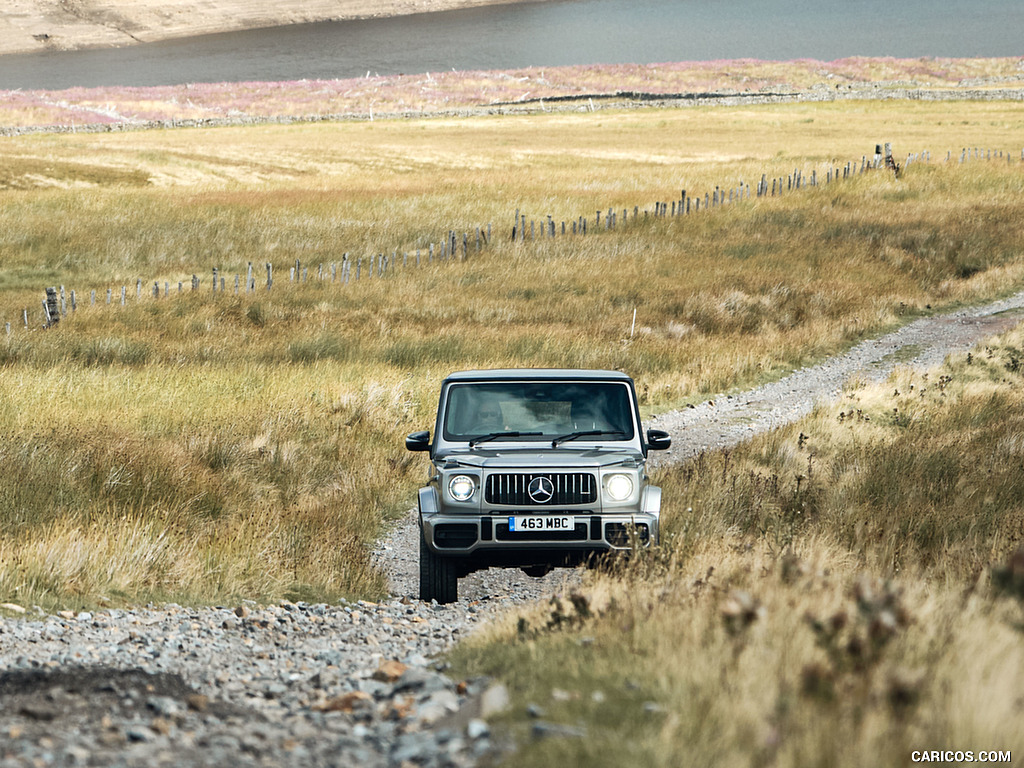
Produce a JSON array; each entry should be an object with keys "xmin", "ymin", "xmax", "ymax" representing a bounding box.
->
[{"xmin": 443, "ymin": 369, "xmax": 632, "ymax": 383}]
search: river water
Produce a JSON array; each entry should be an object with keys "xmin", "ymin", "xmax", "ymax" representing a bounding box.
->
[{"xmin": 0, "ymin": 0, "xmax": 1021, "ymax": 90}]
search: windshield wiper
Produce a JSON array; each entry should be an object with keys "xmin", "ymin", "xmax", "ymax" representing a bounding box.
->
[
  {"xmin": 469, "ymin": 431, "xmax": 542, "ymax": 448},
  {"xmin": 551, "ymin": 430, "xmax": 626, "ymax": 447}
]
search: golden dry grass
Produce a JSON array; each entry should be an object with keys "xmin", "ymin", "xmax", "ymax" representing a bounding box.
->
[
  {"xmin": 1, "ymin": 88, "xmax": 1023, "ymax": 765},
  {"xmin": 0, "ymin": 98, "xmax": 1022, "ymax": 610}
]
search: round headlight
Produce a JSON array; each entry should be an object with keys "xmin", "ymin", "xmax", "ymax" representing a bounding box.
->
[
  {"xmin": 448, "ymin": 475, "xmax": 476, "ymax": 502},
  {"xmin": 605, "ymin": 473, "xmax": 634, "ymax": 502}
]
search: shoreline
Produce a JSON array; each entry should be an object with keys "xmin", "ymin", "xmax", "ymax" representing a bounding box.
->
[
  {"xmin": 1, "ymin": 57, "xmax": 1021, "ymax": 133},
  {"xmin": 0, "ymin": 0, "xmax": 540, "ymax": 57}
]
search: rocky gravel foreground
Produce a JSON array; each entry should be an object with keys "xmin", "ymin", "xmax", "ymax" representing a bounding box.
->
[
  {"xmin": 3, "ymin": 289, "xmax": 1024, "ymax": 767},
  {"xmin": 0, "ymin": 598, "xmax": 516, "ymax": 767}
]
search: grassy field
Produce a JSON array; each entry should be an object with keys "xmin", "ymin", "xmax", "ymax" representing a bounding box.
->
[
  {"xmin": 1, "ymin": 86, "xmax": 1023, "ymax": 764},
  {"xmin": 0, "ymin": 98, "xmax": 1022, "ymax": 614}
]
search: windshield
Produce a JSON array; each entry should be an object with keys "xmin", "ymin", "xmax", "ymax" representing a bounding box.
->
[{"xmin": 442, "ymin": 381, "xmax": 635, "ymax": 443}]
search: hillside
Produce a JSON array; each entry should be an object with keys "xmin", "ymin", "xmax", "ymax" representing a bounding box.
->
[{"xmin": 0, "ymin": 0, "xmax": 529, "ymax": 56}]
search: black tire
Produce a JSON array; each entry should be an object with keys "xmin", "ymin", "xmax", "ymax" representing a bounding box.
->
[{"xmin": 419, "ymin": 527, "xmax": 458, "ymax": 604}]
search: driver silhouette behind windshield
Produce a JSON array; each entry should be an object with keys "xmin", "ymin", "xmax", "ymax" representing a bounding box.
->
[{"xmin": 474, "ymin": 402, "xmax": 505, "ymax": 433}]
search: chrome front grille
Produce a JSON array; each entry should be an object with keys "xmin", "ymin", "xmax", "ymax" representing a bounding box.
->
[{"xmin": 484, "ymin": 473, "xmax": 597, "ymax": 506}]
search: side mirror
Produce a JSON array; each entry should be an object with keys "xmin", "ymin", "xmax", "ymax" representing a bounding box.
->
[
  {"xmin": 646, "ymin": 428, "xmax": 671, "ymax": 451},
  {"xmin": 405, "ymin": 430, "xmax": 431, "ymax": 452}
]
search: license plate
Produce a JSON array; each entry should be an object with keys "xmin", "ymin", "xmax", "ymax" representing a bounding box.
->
[{"xmin": 508, "ymin": 515, "xmax": 575, "ymax": 532}]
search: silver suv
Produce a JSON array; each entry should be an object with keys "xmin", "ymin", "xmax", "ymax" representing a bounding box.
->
[{"xmin": 405, "ymin": 369, "xmax": 671, "ymax": 603}]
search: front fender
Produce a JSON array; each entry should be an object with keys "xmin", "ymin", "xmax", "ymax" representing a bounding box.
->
[
  {"xmin": 418, "ymin": 486, "xmax": 441, "ymax": 521},
  {"xmin": 640, "ymin": 484, "xmax": 662, "ymax": 545},
  {"xmin": 641, "ymin": 484, "xmax": 662, "ymax": 516}
]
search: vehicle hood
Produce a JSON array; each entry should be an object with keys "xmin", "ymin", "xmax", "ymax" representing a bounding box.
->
[{"xmin": 437, "ymin": 446, "xmax": 643, "ymax": 470}]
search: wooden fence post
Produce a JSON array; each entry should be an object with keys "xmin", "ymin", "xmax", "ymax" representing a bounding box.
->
[{"xmin": 44, "ymin": 287, "xmax": 59, "ymax": 328}]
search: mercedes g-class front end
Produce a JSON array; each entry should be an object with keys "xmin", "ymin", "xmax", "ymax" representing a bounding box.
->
[{"xmin": 406, "ymin": 369, "xmax": 670, "ymax": 603}]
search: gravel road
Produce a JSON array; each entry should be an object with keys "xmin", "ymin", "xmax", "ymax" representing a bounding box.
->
[
  {"xmin": 2, "ymin": 290, "xmax": 1023, "ymax": 767},
  {"xmin": 648, "ymin": 293, "xmax": 1024, "ymax": 466}
]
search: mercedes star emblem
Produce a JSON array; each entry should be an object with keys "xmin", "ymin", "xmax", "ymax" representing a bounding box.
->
[{"xmin": 528, "ymin": 476, "xmax": 555, "ymax": 504}]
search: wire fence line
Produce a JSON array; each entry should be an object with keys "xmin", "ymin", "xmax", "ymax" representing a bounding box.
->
[{"xmin": 6, "ymin": 143, "xmax": 1023, "ymax": 336}]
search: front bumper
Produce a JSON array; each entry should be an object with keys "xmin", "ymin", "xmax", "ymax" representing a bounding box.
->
[
  {"xmin": 421, "ymin": 510, "xmax": 659, "ymax": 570},
  {"xmin": 417, "ymin": 471, "xmax": 662, "ymax": 571}
]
